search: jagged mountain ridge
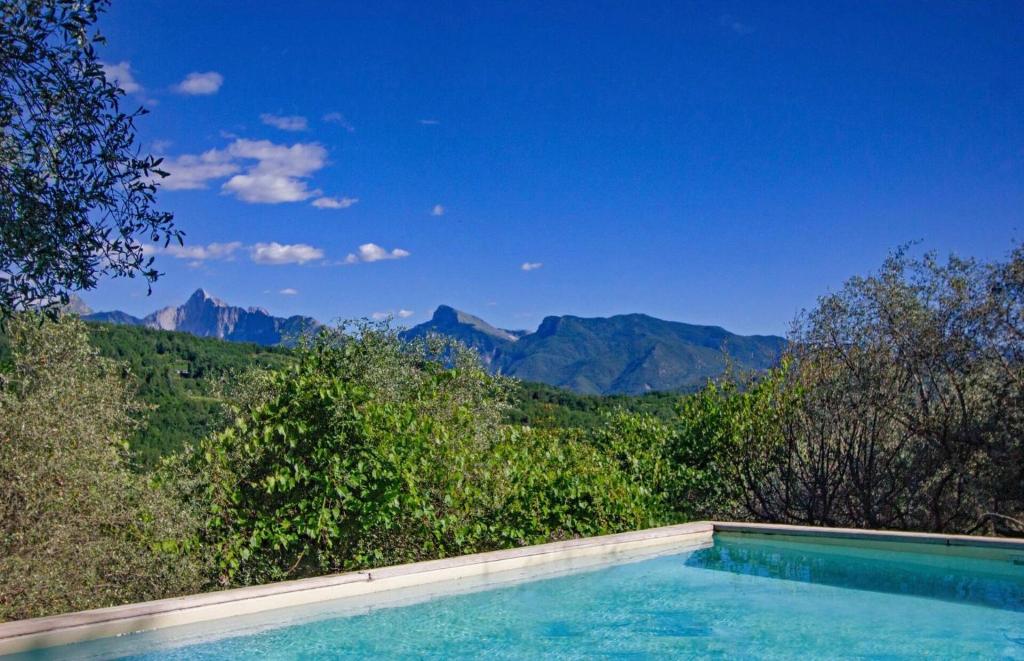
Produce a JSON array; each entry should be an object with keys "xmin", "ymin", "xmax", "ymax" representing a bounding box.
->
[
  {"xmin": 403, "ymin": 306, "xmax": 786, "ymax": 395},
  {"xmin": 83, "ymin": 289, "xmax": 318, "ymax": 346},
  {"xmin": 81, "ymin": 293, "xmax": 786, "ymax": 394}
]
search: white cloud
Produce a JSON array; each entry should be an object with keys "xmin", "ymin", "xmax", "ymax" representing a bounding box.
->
[
  {"xmin": 279, "ymin": 288, "xmax": 299, "ymax": 296},
  {"xmin": 160, "ymin": 138, "xmax": 329, "ymax": 204},
  {"xmin": 227, "ymin": 139, "xmax": 326, "ymax": 176},
  {"xmin": 160, "ymin": 149, "xmax": 239, "ymax": 190},
  {"xmin": 223, "ymin": 173, "xmax": 320, "ymax": 203},
  {"xmin": 175, "ymin": 71, "xmax": 224, "ymax": 95},
  {"xmin": 162, "ymin": 241, "xmax": 242, "ymax": 261},
  {"xmin": 371, "ymin": 308, "xmax": 414, "ymax": 320},
  {"xmin": 418, "ymin": 119, "xmax": 440, "ymax": 125},
  {"xmin": 148, "ymin": 241, "xmax": 327, "ymax": 267},
  {"xmin": 250, "ymin": 242, "xmax": 325, "ymax": 265},
  {"xmin": 431, "ymin": 204, "xmax": 445, "ymax": 216},
  {"xmin": 521, "ymin": 262, "xmax": 543, "ymax": 271},
  {"xmin": 323, "ymin": 112, "xmax": 355, "ymax": 132},
  {"xmin": 260, "ymin": 113, "xmax": 309, "ymax": 131},
  {"xmin": 101, "ymin": 61, "xmax": 142, "ymax": 95},
  {"xmin": 344, "ymin": 243, "xmax": 411, "ymax": 264},
  {"xmin": 312, "ymin": 196, "xmax": 359, "ymax": 209}
]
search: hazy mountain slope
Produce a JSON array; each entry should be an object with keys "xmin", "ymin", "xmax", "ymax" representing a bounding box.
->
[
  {"xmin": 408, "ymin": 306, "xmax": 786, "ymax": 395},
  {"xmin": 498, "ymin": 313, "xmax": 785, "ymax": 394},
  {"xmin": 401, "ymin": 305, "xmax": 520, "ymax": 365},
  {"xmin": 83, "ymin": 310, "xmax": 144, "ymax": 326}
]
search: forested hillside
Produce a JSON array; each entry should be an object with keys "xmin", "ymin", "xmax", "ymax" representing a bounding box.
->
[
  {"xmin": 1, "ymin": 323, "xmax": 292, "ymax": 465},
  {"xmin": 1, "ymin": 322, "xmax": 682, "ymax": 465},
  {"xmin": 510, "ymin": 381, "xmax": 681, "ymax": 428},
  {"xmin": 86, "ymin": 324, "xmax": 294, "ymax": 464}
]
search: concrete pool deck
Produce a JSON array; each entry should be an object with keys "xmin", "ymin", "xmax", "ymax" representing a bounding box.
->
[{"xmin": 3, "ymin": 521, "xmax": 1024, "ymax": 656}]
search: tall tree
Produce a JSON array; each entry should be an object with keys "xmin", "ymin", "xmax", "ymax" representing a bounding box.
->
[
  {"xmin": 0, "ymin": 0, "xmax": 179, "ymax": 316},
  {"xmin": 744, "ymin": 246, "xmax": 1024, "ymax": 534}
]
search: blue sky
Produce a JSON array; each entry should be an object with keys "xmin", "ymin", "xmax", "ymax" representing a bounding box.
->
[{"xmin": 85, "ymin": 1, "xmax": 1024, "ymax": 335}]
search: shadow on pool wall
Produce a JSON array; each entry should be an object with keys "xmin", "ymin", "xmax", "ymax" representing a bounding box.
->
[{"xmin": 687, "ymin": 533, "xmax": 1024, "ymax": 612}]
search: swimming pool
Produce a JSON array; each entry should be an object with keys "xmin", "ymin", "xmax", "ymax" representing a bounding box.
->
[{"xmin": 6, "ymin": 525, "xmax": 1024, "ymax": 658}]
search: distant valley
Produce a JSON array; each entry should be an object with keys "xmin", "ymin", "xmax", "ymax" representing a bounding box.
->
[{"xmin": 83, "ymin": 292, "xmax": 787, "ymax": 395}]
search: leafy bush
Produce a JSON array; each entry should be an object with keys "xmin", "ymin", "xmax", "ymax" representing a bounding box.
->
[
  {"xmin": 485, "ymin": 425, "xmax": 668, "ymax": 546},
  {"xmin": 191, "ymin": 324, "xmax": 669, "ymax": 585},
  {"xmin": 0, "ymin": 316, "xmax": 206, "ymax": 621},
  {"xmin": 664, "ymin": 369, "xmax": 793, "ymax": 520},
  {"xmin": 578, "ymin": 369, "xmax": 793, "ymax": 523}
]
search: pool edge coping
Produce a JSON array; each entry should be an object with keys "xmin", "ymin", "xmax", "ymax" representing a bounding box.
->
[
  {"xmin": 5, "ymin": 520, "xmax": 1024, "ymax": 655},
  {"xmin": 0, "ymin": 522, "xmax": 713, "ymax": 656},
  {"xmin": 710, "ymin": 521, "xmax": 1024, "ymax": 550}
]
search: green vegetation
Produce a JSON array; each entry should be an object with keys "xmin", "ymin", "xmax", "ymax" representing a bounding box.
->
[
  {"xmin": 176, "ymin": 324, "xmax": 665, "ymax": 585},
  {"xmin": 508, "ymin": 381, "xmax": 681, "ymax": 429},
  {"xmin": 6, "ymin": 322, "xmax": 681, "ymax": 466},
  {"xmin": 2, "ymin": 246, "xmax": 1023, "ymax": 622},
  {"xmin": 1, "ymin": 0, "xmax": 179, "ymax": 316},
  {"xmin": 1, "ymin": 322, "xmax": 292, "ymax": 466},
  {"xmin": 85, "ymin": 323, "xmax": 291, "ymax": 465},
  {"xmin": 0, "ymin": 316, "xmax": 205, "ymax": 621}
]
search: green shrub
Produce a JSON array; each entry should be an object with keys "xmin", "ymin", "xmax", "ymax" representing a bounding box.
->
[
  {"xmin": 582, "ymin": 411, "xmax": 673, "ymax": 518},
  {"xmin": 0, "ymin": 316, "xmax": 207, "ymax": 621},
  {"xmin": 573, "ymin": 369, "xmax": 791, "ymax": 523},
  {"xmin": 664, "ymin": 368, "xmax": 792, "ymax": 520},
  {"xmin": 484, "ymin": 425, "xmax": 669, "ymax": 546},
  {"xmin": 193, "ymin": 323, "xmax": 668, "ymax": 585}
]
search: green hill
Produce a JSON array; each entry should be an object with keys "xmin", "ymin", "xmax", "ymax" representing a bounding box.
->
[
  {"xmin": 82, "ymin": 323, "xmax": 292, "ymax": 465},
  {"xmin": 2, "ymin": 320, "xmax": 702, "ymax": 464}
]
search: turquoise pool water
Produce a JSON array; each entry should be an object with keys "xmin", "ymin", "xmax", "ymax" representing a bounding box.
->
[{"xmin": 25, "ymin": 533, "xmax": 1024, "ymax": 659}]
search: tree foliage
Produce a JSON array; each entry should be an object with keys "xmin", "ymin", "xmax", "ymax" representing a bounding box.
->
[
  {"xmin": 0, "ymin": 0, "xmax": 179, "ymax": 316},
  {"xmin": 576, "ymin": 368, "xmax": 793, "ymax": 523},
  {"xmin": 186, "ymin": 324, "xmax": 667, "ymax": 586},
  {"xmin": 743, "ymin": 247, "xmax": 1024, "ymax": 534},
  {"xmin": 0, "ymin": 316, "xmax": 205, "ymax": 621},
  {"xmin": 85, "ymin": 322, "xmax": 292, "ymax": 465},
  {"xmin": 6, "ymin": 244, "xmax": 1024, "ymax": 622}
]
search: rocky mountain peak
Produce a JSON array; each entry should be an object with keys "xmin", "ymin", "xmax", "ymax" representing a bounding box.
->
[
  {"xmin": 84, "ymin": 289, "xmax": 318, "ymax": 346},
  {"xmin": 428, "ymin": 305, "xmax": 519, "ymax": 343},
  {"xmin": 187, "ymin": 288, "xmax": 226, "ymax": 307}
]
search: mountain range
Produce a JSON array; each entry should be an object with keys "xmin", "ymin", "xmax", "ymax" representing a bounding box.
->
[
  {"xmin": 81, "ymin": 292, "xmax": 786, "ymax": 395},
  {"xmin": 80, "ymin": 289, "xmax": 319, "ymax": 346},
  {"xmin": 404, "ymin": 305, "xmax": 786, "ymax": 394}
]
